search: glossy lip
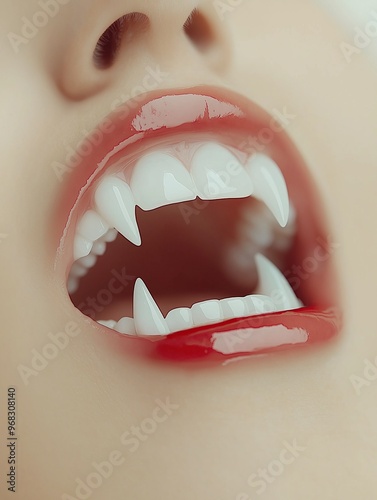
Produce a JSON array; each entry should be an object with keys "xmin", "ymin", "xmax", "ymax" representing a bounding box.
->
[
  {"xmin": 54, "ymin": 86, "xmax": 341, "ymax": 362},
  {"xmin": 151, "ymin": 307, "xmax": 341, "ymax": 362}
]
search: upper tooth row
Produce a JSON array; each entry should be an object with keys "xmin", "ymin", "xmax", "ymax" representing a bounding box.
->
[
  {"xmin": 73, "ymin": 142, "xmax": 289, "ymax": 261},
  {"xmin": 102, "ymin": 254, "xmax": 302, "ymax": 337},
  {"xmin": 68, "ymin": 228, "xmax": 117, "ymax": 293}
]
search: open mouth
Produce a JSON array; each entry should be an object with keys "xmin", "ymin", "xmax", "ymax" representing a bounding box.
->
[{"xmin": 55, "ymin": 88, "xmax": 341, "ymax": 361}]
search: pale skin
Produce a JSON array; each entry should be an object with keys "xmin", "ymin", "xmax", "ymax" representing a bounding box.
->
[{"xmin": 1, "ymin": 1, "xmax": 377, "ymax": 499}]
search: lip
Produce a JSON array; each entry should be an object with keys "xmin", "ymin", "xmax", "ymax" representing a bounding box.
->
[{"xmin": 54, "ymin": 86, "xmax": 341, "ymax": 362}]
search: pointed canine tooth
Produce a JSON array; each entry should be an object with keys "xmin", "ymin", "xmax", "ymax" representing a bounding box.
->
[
  {"xmin": 114, "ymin": 317, "xmax": 136, "ymax": 335},
  {"xmin": 191, "ymin": 143, "xmax": 253, "ymax": 200},
  {"xmin": 95, "ymin": 177, "xmax": 141, "ymax": 246},
  {"xmin": 166, "ymin": 308, "xmax": 194, "ymax": 332},
  {"xmin": 220, "ymin": 297, "xmax": 248, "ymax": 319},
  {"xmin": 73, "ymin": 234, "xmax": 93, "ymax": 260},
  {"xmin": 246, "ymin": 154, "xmax": 289, "ymax": 227},
  {"xmin": 133, "ymin": 279, "xmax": 170, "ymax": 336},
  {"xmin": 244, "ymin": 294, "xmax": 276, "ymax": 315},
  {"xmin": 191, "ymin": 299, "xmax": 223, "ymax": 326},
  {"xmin": 131, "ymin": 152, "xmax": 197, "ymax": 210},
  {"xmin": 255, "ymin": 254, "xmax": 301, "ymax": 310},
  {"xmin": 77, "ymin": 210, "xmax": 109, "ymax": 242}
]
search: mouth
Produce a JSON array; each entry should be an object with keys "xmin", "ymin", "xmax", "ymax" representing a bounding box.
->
[{"xmin": 55, "ymin": 88, "xmax": 341, "ymax": 362}]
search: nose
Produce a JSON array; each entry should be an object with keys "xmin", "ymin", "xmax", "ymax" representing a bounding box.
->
[{"xmin": 57, "ymin": 0, "xmax": 231, "ymax": 100}]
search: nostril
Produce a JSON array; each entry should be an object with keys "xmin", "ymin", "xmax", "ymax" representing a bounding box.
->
[
  {"xmin": 184, "ymin": 9, "xmax": 216, "ymax": 54},
  {"xmin": 93, "ymin": 16, "xmax": 125, "ymax": 69},
  {"xmin": 93, "ymin": 12, "xmax": 149, "ymax": 70}
]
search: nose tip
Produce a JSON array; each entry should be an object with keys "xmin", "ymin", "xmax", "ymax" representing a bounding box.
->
[{"xmin": 57, "ymin": 1, "xmax": 230, "ymax": 101}]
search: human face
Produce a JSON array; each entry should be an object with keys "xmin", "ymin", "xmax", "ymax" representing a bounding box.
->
[{"xmin": 1, "ymin": 1, "xmax": 377, "ymax": 498}]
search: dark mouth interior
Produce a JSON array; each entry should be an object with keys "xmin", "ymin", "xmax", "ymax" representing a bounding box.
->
[{"xmin": 70, "ymin": 197, "xmax": 296, "ymax": 322}]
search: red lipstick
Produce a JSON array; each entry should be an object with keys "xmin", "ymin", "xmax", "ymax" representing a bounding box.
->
[{"xmin": 54, "ymin": 87, "xmax": 341, "ymax": 362}]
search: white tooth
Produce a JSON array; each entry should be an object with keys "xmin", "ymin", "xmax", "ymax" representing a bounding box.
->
[
  {"xmin": 245, "ymin": 294, "xmax": 276, "ymax": 315},
  {"xmin": 114, "ymin": 317, "xmax": 136, "ymax": 335},
  {"xmin": 79, "ymin": 254, "xmax": 97, "ymax": 269},
  {"xmin": 220, "ymin": 297, "xmax": 248, "ymax": 319},
  {"xmin": 92, "ymin": 240, "xmax": 107, "ymax": 256},
  {"xmin": 73, "ymin": 235, "xmax": 93, "ymax": 260},
  {"xmin": 131, "ymin": 152, "xmax": 197, "ymax": 210},
  {"xmin": 239, "ymin": 218, "xmax": 274, "ymax": 248},
  {"xmin": 77, "ymin": 210, "xmax": 109, "ymax": 242},
  {"xmin": 95, "ymin": 177, "xmax": 141, "ymax": 246},
  {"xmin": 98, "ymin": 320, "xmax": 117, "ymax": 329},
  {"xmin": 166, "ymin": 308, "xmax": 194, "ymax": 332},
  {"xmin": 191, "ymin": 299, "xmax": 223, "ymax": 326},
  {"xmin": 246, "ymin": 154, "xmax": 289, "ymax": 227},
  {"xmin": 102, "ymin": 228, "xmax": 118, "ymax": 243},
  {"xmin": 70, "ymin": 262, "xmax": 88, "ymax": 278},
  {"xmin": 133, "ymin": 278, "xmax": 170, "ymax": 336},
  {"xmin": 191, "ymin": 142, "xmax": 253, "ymax": 200},
  {"xmin": 255, "ymin": 253, "xmax": 301, "ymax": 310},
  {"xmin": 67, "ymin": 276, "xmax": 79, "ymax": 294}
]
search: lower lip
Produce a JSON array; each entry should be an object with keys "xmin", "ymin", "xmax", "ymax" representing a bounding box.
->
[{"xmin": 112, "ymin": 306, "xmax": 341, "ymax": 363}]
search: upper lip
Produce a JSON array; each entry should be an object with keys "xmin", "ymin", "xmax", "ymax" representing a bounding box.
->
[{"xmin": 53, "ymin": 86, "xmax": 341, "ymax": 362}]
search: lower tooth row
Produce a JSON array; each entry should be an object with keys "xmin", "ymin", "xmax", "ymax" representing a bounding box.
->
[
  {"xmin": 99, "ymin": 293, "xmax": 275, "ymax": 337},
  {"xmin": 72, "ymin": 144, "xmax": 290, "ymax": 266},
  {"xmin": 97, "ymin": 254, "xmax": 302, "ymax": 338}
]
